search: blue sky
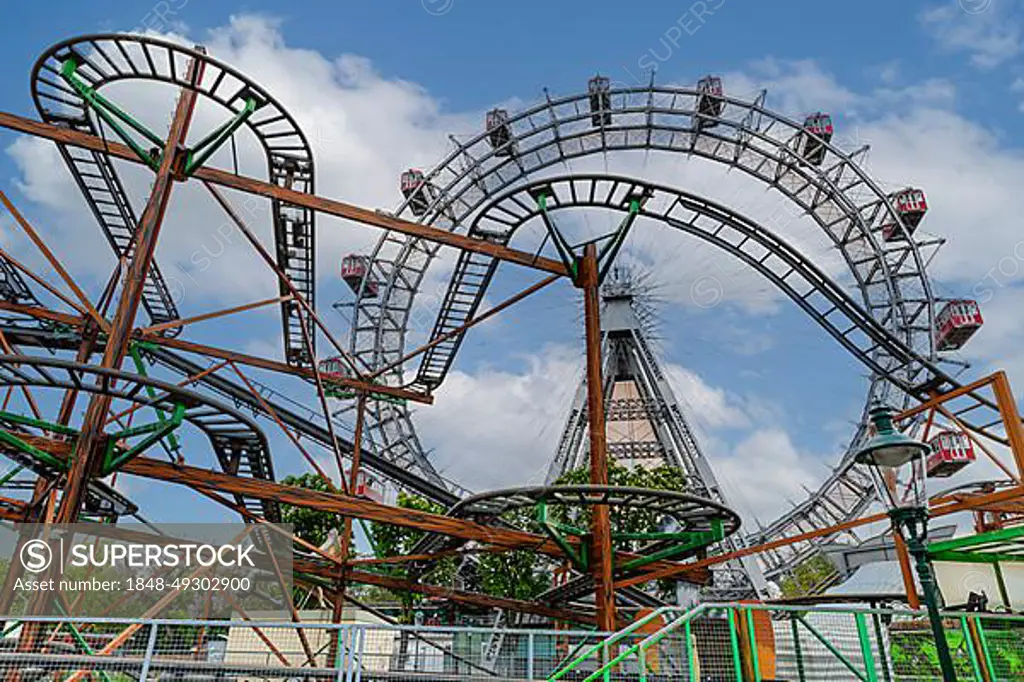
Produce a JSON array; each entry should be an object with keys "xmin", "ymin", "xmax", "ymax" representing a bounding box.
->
[{"xmin": 1, "ymin": 0, "xmax": 1024, "ymax": 528}]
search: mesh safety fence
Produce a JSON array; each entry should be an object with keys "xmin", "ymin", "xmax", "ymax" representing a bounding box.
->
[{"xmin": 1, "ymin": 606, "xmax": 1023, "ymax": 680}]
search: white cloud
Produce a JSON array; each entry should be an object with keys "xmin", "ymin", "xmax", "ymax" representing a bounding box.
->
[
  {"xmin": 712, "ymin": 428, "xmax": 822, "ymax": 523},
  {"xmin": 413, "ymin": 344, "xmax": 581, "ymax": 491},
  {"xmin": 919, "ymin": 4, "xmax": 1022, "ymax": 68}
]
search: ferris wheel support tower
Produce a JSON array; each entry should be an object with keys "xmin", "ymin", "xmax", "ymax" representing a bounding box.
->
[{"xmin": 546, "ymin": 269, "xmax": 770, "ymax": 598}]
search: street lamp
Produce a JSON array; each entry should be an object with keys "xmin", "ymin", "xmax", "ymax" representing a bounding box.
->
[{"xmin": 854, "ymin": 404, "xmax": 957, "ymax": 681}]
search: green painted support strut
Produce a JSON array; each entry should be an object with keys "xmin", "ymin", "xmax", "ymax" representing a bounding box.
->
[
  {"xmin": 0, "ymin": 411, "xmax": 78, "ymax": 436},
  {"xmin": 535, "ymin": 192, "xmax": 579, "ymax": 280},
  {"xmin": 535, "ymin": 499, "xmax": 588, "ymax": 571},
  {"xmin": 746, "ymin": 607, "xmax": 762, "ymax": 682},
  {"xmin": 102, "ymin": 402, "xmax": 186, "ymax": 475},
  {"xmin": 727, "ymin": 609, "xmax": 744, "ymax": 682},
  {"xmin": 56, "ymin": 602, "xmax": 113, "ymax": 682},
  {"xmin": 959, "ymin": 616, "xmax": 983, "ymax": 682},
  {"xmin": 60, "ymin": 57, "xmax": 164, "ymax": 170},
  {"xmin": 618, "ymin": 518, "xmax": 724, "ymax": 572},
  {"xmin": 974, "ymin": 618, "xmax": 997, "ymax": 680},
  {"xmin": 872, "ymin": 611, "xmax": 892, "ymax": 682},
  {"xmin": 796, "ymin": 613, "xmax": 869, "ymax": 682},
  {"xmin": 855, "ymin": 613, "xmax": 878, "ymax": 682},
  {"xmin": 595, "ymin": 201, "xmax": 640, "ymax": 285},
  {"xmin": 184, "ymin": 94, "xmax": 259, "ymax": 175},
  {"xmin": 685, "ymin": 619, "xmax": 697, "ymax": 682},
  {"xmin": 0, "ymin": 464, "xmax": 24, "ymax": 487},
  {"xmin": 128, "ymin": 344, "xmax": 182, "ymax": 457},
  {"xmin": 0, "ymin": 428, "xmax": 68, "ymax": 472},
  {"xmin": 791, "ymin": 614, "xmax": 807, "ymax": 682}
]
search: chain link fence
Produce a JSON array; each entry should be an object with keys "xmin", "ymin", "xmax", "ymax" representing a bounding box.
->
[{"xmin": 2, "ymin": 607, "xmax": 1024, "ymax": 680}]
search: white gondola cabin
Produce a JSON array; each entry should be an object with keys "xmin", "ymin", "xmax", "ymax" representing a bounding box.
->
[
  {"xmin": 883, "ymin": 188, "xmax": 929, "ymax": 242},
  {"xmin": 486, "ymin": 108, "xmax": 514, "ymax": 156},
  {"xmin": 696, "ymin": 75, "xmax": 725, "ymax": 122},
  {"xmin": 926, "ymin": 430, "xmax": 975, "ymax": 478},
  {"xmin": 340, "ymin": 254, "xmax": 377, "ymax": 297},
  {"xmin": 934, "ymin": 299, "xmax": 983, "ymax": 351},
  {"xmin": 400, "ymin": 169, "xmax": 432, "ymax": 216},
  {"xmin": 588, "ymin": 75, "xmax": 612, "ymax": 127},
  {"xmin": 800, "ymin": 113, "xmax": 833, "ymax": 166}
]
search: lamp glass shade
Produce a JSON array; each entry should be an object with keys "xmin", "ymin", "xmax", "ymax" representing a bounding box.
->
[{"xmin": 855, "ymin": 405, "xmax": 931, "ymax": 511}]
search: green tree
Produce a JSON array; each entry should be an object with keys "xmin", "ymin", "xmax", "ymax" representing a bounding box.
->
[
  {"xmin": 368, "ymin": 491, "xmax": 456, "ymax": 622},
  {"xmin": 280, "ymin": 473, "xmax": 343, "ymax": 547},
  {"xmin": 555, "ymin": 461, "xmax": 688, "ymax": 553},
  {"xmin": 778, "ymin": 553, "xmax": 838, "ymax": 597}
]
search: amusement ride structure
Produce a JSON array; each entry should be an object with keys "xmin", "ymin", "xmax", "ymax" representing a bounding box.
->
[{"xmin": 0, "ymin": 33, "xmax": 1022, "ymax": 655}]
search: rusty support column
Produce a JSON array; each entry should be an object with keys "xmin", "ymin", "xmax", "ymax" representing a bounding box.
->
[
  {"xmin": 579, "ymin": 244, "xmax": 615, "ymax": 632},
  {"xmin": 55, "ymin": 56, "xmax": 202, "ymax": 524},
  {"xmin": 329, "ymin": 394, "xmax": 366, "ymax": 663},
  {"xmin": 993, "ymin": 371, "xmax": 1024, "ymax": 478}
]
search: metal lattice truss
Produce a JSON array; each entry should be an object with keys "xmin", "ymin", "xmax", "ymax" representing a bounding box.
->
[{"xmin": 350, "ymin": 84, "xmax": 1009, "ymax": 581}]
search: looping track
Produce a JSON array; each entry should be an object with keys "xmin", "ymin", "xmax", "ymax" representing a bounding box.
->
[
  {"xmin": 31, "ymin": 34, "xmax": 316, "ymax": 364},
  {"xmin": 0, "ymin": 355, "xmax": 278, "ymax": 522}
]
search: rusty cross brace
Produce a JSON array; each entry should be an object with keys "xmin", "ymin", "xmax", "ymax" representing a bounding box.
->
[{"xmin": 0, "ymin": 110, "xmax": 570, "ymax": 277}]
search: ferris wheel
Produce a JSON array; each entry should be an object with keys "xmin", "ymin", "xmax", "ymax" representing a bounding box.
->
[
  {"xmin": 0, "ymin": 31, "xmax": 1010, "ymax": 630},
  {"xmin": 341, "ymin": 73, "xmax": 988, "ymax": 581}
]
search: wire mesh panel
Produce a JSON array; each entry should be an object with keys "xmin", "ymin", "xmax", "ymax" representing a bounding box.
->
[{"xmin": 4, "ymin": 608, "xmax": 1024, "ymax": 681}]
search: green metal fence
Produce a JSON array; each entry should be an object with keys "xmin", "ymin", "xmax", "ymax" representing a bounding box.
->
[{"xmin": 548, "ymin": 603, "xmax": 1024, "ymax": 681}]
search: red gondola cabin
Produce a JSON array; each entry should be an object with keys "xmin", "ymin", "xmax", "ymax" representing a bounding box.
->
[
  {"xmin": 588, "ymin": 75, "xmax": 612, "ymax": 127},
  {"xmin": 801, "ymin": 113, "xmax": 833, "ymax": 166},
  {"xmin": 926, "ymin": 430, "xmax": 975, "ymax": 478},
  {"xmin": 883, "ymin": 188, "xmax": 928, "ymax": 242},
  {"xmin": 934, "ymin": 300, "xmax": 983, "ymax": 351},
  {"xmin": 400, "ymin": 169, "xmax": 431, "ymax": 216},
  {"xmin": 340, "ymin": 254, "xmax": 377, "ymax": 297},
  {"xmin": 317, "ymin": 355, "xmax": 350, "ymax": 379},
  {"xmin": 696, "ymin": 75, "xmax": 725, "ymax": 120},
  {"xmin": 486, "ymin": 108, "xmax": 514, "ymax": 156}
]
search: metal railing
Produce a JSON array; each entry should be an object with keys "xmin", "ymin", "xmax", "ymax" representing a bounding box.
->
[
  {"xmin": 0, "ymin": 615, "xmax": 616, "ymax": 681},
  {"xmin": 549, "ymin": 602, "xmax": 1024, "ymax": 681},
  {"xmin": 3, "ymin": 605, "xmax": 1024, "ymax": 680}
]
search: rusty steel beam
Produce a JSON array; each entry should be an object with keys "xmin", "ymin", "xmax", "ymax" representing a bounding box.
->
[
  {"xmin": 144, "ymin": 334, "xmax": 431, "ymax": 404},
  {"xmin": 579, "ymin": 244, "xmax": 615, "ymax": 632},
  {"xmin": 138, "ymin": 294, "xmax": 292, "ymax": 335},
  {"xmin": 298, "ymin": 562, "xmax": 600, "ymax": 627},
  {"xmin": 54, "ymin": 58, "xmax": 203, "ymax": 524},
  {"xmin": 993, "ymin": 371, "xmax": 1024, "ymax": 478},
  {"xmin": 119, "ymin": 455, "xmax": 564, "ymax": 554},
  {"xmin": 0, "ymin": 110, "xmax": 570, "ymax": 277}
]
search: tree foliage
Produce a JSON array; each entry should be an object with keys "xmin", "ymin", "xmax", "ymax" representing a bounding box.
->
[
  {"xmin": 554, "ymin": 461, "xmax": 688, "ymax": 553},
  {"xmin": 778, "ymin": 553, "xmax": 838, "ymax": 597},
  {"xmin": 279, "ymin": 462, "xmax": 693, "ymax": 612},
  {"xmin": 368, "ymin": 491, "xmax": 456, "ymax": 621},
  {"xmin": 280, "ymin": 473, "xmax": 343, "ymax": 548}
]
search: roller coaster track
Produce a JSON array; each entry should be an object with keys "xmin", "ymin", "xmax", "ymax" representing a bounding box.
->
[
  {"xmin": 31, "ymin": 35, "xmax": 316, "ymax": 363},
  {"xmin": 0, "ymin": 355, "xmax": 279, "ymax": 522}
]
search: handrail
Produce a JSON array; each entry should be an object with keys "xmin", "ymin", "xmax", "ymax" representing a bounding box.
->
[
  {"xmin": 546, "ymin": 605, "xmax": 690, "ymax": 680},
  {"xmin": 547, "ymin": 601, "xmax": 950, "ymax": 682},
  {"xmin": 580, "ymin": 604, "xmax": 713, "ymax": 682}
]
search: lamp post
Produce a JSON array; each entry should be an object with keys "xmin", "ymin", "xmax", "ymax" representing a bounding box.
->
[{"xmin": 854, "ymin": 405, "xmax": 957, "ymax": 681}]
